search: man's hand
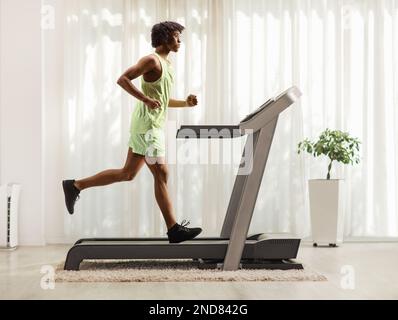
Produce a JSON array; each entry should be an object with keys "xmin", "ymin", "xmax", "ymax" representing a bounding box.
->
[
  {"xmin": 143, "ymin": 97, "xmax": 161, "ymax": 110},
  {"xmin": 186, "ymin": 94, "xmax": 198, "ymax": 107}
]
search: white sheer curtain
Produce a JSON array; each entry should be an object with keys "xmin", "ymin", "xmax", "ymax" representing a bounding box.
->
[{"xmin": 59, "ymin": 0, "xmax": 398, "ymax": 240}]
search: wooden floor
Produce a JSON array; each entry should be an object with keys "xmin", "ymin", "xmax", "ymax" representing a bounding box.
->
[{"xmin": 1, "ymin": 243, "xmax": 397, "ymax": 300}]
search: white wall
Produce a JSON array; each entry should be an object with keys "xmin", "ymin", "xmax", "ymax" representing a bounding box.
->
[
  {"xmin": 0, "ymin": 0, "xmax": 44, "ymax": 245},
  {"xmin": 42, "ymin": 0, "xmax": 68, "ymax": 244}
]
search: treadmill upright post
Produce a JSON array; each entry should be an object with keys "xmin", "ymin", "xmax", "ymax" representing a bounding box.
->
[
  {"xmin": 220, "ymin": 136, "xmax": 251, "ymax": 238},
  {"xmin": 222, "ymin": 119, "xmax": 279, "ymax": 271}
]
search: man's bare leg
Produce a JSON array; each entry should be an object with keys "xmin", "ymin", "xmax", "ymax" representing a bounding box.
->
[
  {"xmin": 63, "ymin": 148, "xmax": 146, "ymax": 214},
  {"xmin": 145, "ymin": 158, "xmax": 202, "ymax": 243},
  {"xmin": 75, "ymin": 149, "xmax": 145, "ymax": 191},
  {"xmin": 145, "ymin": 160, "xmax": 177, "ymax": 230}
]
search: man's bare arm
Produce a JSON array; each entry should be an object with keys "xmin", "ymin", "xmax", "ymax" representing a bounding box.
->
[
  {"xmin": 117, "ymin": 56, "xmax": 161, "ymax": 109},
  {"xmin": 169, "ymin": 95, "xmax": 198, "ymax": 108},
  {"xmin": 169, "ymin": 99, "xmax": 187, "ymax": 108}
]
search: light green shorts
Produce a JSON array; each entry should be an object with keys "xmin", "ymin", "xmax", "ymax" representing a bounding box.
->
[{"xmin": 128, "ymin": 130, "xmax": 166, "ymax": 158}]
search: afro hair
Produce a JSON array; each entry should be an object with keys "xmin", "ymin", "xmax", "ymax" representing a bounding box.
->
[{"xmin": 151, "ymin": 21, "xmax": 185, "ymax": 48}]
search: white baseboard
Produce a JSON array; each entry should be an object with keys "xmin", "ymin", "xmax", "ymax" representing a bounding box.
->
[
  {"xmin": 19, "ymin": 236, "xmax": 46, "ymax": 246},
  {"xmin": 343, "ymin": 237, "xmax": 398, "ymax": 243},
  {"xmin": 301, "ymin": 237, "xmax": 398, "ymax": 243},
  {"xmin": 45, "ymin": 236, "xmax": 76, "ymax": 245}
]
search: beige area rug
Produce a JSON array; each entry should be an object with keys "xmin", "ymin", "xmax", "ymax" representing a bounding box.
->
[{"xmin": 55, "ymin": 260, "xmax": 327, "ymax": 283}]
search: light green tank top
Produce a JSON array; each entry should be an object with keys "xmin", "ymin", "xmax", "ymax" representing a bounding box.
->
[{"xmin": 130, "ymin": 52, "xmax": 174, "ymax": 134}]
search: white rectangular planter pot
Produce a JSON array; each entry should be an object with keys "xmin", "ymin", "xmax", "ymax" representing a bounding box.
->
[{"xmin": 308, "ymin": 179, "xmax": 345, "ymax": 247}]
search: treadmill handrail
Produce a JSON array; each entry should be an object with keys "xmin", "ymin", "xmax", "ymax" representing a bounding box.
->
[
  {"xmin": 239, "ymin": 86, "xmax": 302, "ymax": 132},
  {"xmin": 176, "ymin": 86, "xmax": 302, "ymax": 138}
]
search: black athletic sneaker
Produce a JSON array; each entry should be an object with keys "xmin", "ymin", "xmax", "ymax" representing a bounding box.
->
[
  {"xmin": 167, "ymin": 220, "xmax": 202, "ymax": 244},
  {"xmin": 62, "ymin": 180, "xmax": 80, "ymax": 215}
]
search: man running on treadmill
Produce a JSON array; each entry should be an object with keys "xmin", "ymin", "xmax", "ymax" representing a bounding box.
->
[{"xmin": 62, "ymin": 21, "xmax": 202, "ymax": 244}]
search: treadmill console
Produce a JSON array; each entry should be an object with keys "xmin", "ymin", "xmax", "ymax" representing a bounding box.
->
[{"xmin": 240, "ymin": 98, "xmax": 275, "ymax": 124}]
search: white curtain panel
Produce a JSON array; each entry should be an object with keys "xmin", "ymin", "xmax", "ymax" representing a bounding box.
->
[{"xmin": 61, "ymin": 0, "xmax": 398, "ymax": 240}]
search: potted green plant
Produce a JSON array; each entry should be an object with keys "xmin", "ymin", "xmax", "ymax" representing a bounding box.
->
[{"xmin": 298, "ymin": 129, "xmax": 361, "ymax": 247}]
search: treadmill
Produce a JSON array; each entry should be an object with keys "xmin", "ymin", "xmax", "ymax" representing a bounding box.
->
[{"xmin": 64, "ymin": 86, "xmax": 303, "ymax": 271}]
